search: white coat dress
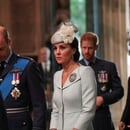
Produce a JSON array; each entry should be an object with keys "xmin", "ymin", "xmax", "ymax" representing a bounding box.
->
[{"xmin": 50, "ymin": 65, "xmax": 97, "ymax": 130}]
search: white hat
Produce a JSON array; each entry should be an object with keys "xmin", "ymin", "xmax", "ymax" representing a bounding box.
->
[{"xmin": 51, "ymin": 20, "xmax": 78, "ymax": 44}]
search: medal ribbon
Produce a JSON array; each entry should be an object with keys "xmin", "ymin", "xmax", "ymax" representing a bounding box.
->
[{"xmin": 0, "ymin": 58, "xmax": 29, "ymax": 100}]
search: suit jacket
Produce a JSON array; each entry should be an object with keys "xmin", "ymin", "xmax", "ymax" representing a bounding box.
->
[
  {"xmin": 121, "ymin": 77, "xmax": 130, "ymax": 125},
  {"xmin": 79, "ymin": 58, "xmax": 124, "ymax": 130},
  {"xmin": 0, "ymin": 92, "xmax": 8, "ymax": 130},
  {"xmin": 0, "ymin": 53, "xmax": 47, "ymax": 130},
  {"xmin": 38, "ymin": 63, "xmax": 52, "ymax": 90},
  {"xmin": 50, "ymin": 65, "xmax": 97, "ymax": 130}
]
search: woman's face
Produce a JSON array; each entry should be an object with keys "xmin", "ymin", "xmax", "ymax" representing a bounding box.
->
[{"xmin": 53, "ymin": 42, "xmax": 75, "ymax": 65}]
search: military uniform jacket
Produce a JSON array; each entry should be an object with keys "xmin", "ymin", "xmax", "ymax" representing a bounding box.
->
[
  {"xmin": 79, "ymin": 57, "xmax": 124, "ymax": 130},
  {"xmin": 0, "ymin": 53, "xmax": 47, "ymax": 130}
]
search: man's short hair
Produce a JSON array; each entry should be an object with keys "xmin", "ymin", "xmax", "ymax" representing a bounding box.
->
[{"xmin": 80, "ymin": 32, "xmax": 99, "ymax": 45}]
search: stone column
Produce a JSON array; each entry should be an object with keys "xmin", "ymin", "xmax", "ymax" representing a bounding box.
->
[
  {"xmin": 0, "ymin": 0, "xmax": 43, "ymax": 60},
  {"xmin": 102, "ymin": 0, "xmax": 127, "ymax": 129}
]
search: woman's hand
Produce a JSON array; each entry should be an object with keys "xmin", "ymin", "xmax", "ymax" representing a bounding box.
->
[{"xmin": 119, "ymin": 121, "xmax": 125, "ymax": 130}]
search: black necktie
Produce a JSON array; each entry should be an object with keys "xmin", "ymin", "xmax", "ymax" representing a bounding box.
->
[
  {"xmin": 88, "ymin": 62, "xmax": 93, "ymax": 66},
  {"xmin": 0, "ymin": 61, "xmax": 5, "ymax": 75}
]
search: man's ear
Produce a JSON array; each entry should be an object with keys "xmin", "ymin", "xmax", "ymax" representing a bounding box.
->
[{"xmin": 7, "ymin": 39, "xmax": 12, "ymax": 46}]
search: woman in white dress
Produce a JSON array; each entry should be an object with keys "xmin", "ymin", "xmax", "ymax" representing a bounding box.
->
[{"xmin": 50, "ymin": 21, "xmax": 97, "ymax": 130}]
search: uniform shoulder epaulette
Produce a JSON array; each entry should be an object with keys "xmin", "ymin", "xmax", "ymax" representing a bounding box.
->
[{"xmin": 16, "ymin": 54, "xmax": 34, "ymax": 62}]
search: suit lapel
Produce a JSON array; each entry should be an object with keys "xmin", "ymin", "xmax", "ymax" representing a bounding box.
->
[{"xmin": 92, "ymin": 58, "xmax": 105, "ymax": 70}]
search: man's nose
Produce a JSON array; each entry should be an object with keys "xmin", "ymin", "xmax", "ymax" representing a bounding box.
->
[{"xmin": 85, "ymin": 48, "xmax": 89, "ymax": 53}]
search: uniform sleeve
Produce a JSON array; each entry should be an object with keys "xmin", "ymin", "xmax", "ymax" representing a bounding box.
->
[
  {"xmin": 74, "ymin": 67, "xmax": 97, "ymax": 129},
  {"xmin": 26, "ymin": 61, "xmax": 47, "ymax": 130}
]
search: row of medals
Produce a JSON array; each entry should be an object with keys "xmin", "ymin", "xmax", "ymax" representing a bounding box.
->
[
  {"xmin": 98, "ymin": 71, "xmax": 108, "ymax": 92},
  {"xmin": 11, "ymin": 72, "xmax": 21, "ymax": 100},
  {"xmin": 10, "ymin": 70, "xmax": 108, "ymax": 99}
]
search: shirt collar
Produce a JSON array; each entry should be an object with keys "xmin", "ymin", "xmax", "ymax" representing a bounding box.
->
[
  {"xmin": 5, "ymin": 50, "xmax": 13, "ymax": 64},
  {"xmin": 83, "ymin": 57, "xmax": 96, "ymax": 65}
]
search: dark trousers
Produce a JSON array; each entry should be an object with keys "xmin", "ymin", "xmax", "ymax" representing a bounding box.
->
[{"xmin": 93, "ymin": 112, "xmax": 115, "ymax": 130}]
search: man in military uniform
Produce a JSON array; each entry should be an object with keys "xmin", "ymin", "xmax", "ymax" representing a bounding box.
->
[
  {"xmin": 79, "ymin": 32, "xmax": 124, "ymax": 130},
  {"xmin": 0, "ymin": 25, "xmax": 47, "ymax": 130}
]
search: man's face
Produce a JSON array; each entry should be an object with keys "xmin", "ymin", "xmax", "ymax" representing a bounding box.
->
[
  {"xmin": 81, "ymin": 40, "xmax": 98, "ymax": 61},
  {"xmin": 0, "ymin": 26, "xmax": 11, "ymax": 62},
  {"xmin": 39, "ymin": 48, "xmax": 48, "ymax": 62}
]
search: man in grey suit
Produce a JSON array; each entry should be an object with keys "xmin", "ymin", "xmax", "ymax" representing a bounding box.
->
[{"xmin": 79, "ymin": 32, "xmax": 124, "ymax": 130}]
